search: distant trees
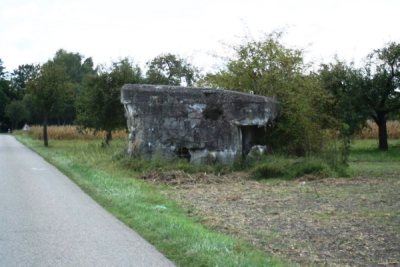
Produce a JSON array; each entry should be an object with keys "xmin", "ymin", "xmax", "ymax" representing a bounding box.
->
[
  {"xmin": 1, "ymin": 51, "xmax": 198, "ymax": 138},
  {"xmin": 0, "ymin": 40, "xmax": 398, "ymax": 153}
]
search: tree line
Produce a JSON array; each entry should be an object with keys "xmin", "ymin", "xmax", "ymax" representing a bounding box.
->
[
  {"xmin": 0, "ymin": 33, "xmax": 399, "ymax": 155},
  {"xmin": 0, "ymin": 51, "xmax": 198, "ymax": 145}
]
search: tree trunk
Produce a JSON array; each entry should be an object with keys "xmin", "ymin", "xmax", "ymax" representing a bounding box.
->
[
  {"xmin": 43, "ymin": 115, "xmax": 49, "ymax": 147},
  {"xmin": 104, "ymin": 130, "xmax": 112, "ymax": 145},
  {"xmin": 376, "ymin": 112, "xmax": 388, "ymax": 151}
]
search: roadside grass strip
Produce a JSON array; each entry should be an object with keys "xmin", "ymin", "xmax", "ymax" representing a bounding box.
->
[{"xmin": 16, "ymin": 135, "xmax": 286, "ymax": 267}]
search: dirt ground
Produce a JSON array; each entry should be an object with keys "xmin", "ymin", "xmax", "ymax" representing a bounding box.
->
[{"xmin": 143, "ymin": 171, "xmax": 400, "ymax": 266}]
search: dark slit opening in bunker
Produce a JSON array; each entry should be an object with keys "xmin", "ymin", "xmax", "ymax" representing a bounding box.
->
[
  {"xmin": 176, "ymin": 147, "xmax": 191, "ymax": 161},
  {"xmin": 203, "ymin": 105, "xmax": 223, "ymax": 121}
]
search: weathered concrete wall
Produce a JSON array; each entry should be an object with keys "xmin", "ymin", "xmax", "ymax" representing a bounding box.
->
[{"xmin": 121, "ymin": 84, "xmax": 279, "ymax": 164}]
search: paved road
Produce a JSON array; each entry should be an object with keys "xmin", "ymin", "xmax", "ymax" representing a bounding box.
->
[{"xmin": 0, "ymin": 135, "xmax": 175, "ymax": 267}]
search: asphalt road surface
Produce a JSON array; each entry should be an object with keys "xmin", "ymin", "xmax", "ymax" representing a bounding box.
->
[{"xmin": 0, "ymin": 135, "xmax": 175, "ymax": 267}]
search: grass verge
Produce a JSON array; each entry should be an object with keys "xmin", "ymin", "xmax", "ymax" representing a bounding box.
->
[{"xmin": 15, "ymin": 134, "xmax": 285, "ymax": 267}]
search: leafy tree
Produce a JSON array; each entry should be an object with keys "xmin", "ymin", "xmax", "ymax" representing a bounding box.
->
[
  {"xmin": 5, "ymin": 100, "xmax": 28, "ymax": 130},
  {"xmin": 76, "ymin": 58, "xmax": 142, "ymax": 144},
  {"xmin": 27, "ymin": 61, "xmax": 70, "ymax": 146},
  {"xmin": 362, "ymin": 42, "xmax": 400, "ymax": 150},
  {"xmin": 202, "ymin": 33, "xmax": 336, "ymax": 155},
  {"xmin": 146, "ymin": 53, "xmax": 198, "ymax": 86}
]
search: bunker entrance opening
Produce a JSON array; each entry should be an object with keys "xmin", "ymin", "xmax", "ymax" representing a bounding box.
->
[{"xmin": 240, "ymin": 126, "xmax": 267, "ymax": 155}]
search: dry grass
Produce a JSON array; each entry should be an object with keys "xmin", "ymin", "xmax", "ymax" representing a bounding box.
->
[
  {"xmin": 166, "ymin": 176, "xmax": 400, "ymax": 267},
  {"xmin": 358, "ymin": 120, "xmax": 400, "ymax": 139},
  {"xmin": 27, "ymin": 125, "xmax": 127, "ymax": 140}
]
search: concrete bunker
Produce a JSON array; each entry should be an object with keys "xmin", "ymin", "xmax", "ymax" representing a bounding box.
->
[{"xmin": 121, "ymin": 84, "xmax": 279, "ymax": 164}]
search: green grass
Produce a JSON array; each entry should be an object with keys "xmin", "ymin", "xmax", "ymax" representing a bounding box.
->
[
  {"xmin": 251, "ymin": 155, "xmax": 345, "ymax": 180},
  {"xmin": 15, "ymin": 134, "xmax": 285, "ymax": 267},
  {"xmin": 349, "ymin": 139, "xmax": 400, "ymax": 161},
  {"xmin": 349, "ymin": 139, "xmax": 400, "ymax": 177}
]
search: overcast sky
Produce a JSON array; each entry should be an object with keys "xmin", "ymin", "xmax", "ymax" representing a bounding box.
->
[{"xmin": 1, "ymin": 0, "xmax": 399, "ymax": 73}]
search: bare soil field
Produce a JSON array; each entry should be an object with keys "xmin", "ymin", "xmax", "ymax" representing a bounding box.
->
[{"xmin": 146, "ymin": 172, "xmax": 400, "ymax": 266}]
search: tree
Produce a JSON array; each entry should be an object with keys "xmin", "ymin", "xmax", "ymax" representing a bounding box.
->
[
  {"xmin": 76, "ymin": 58, "xmax": 142, "ymax": 144},
  {"xmin": 146, "ymin": 53, "xmax": 198, "ymax": 86},
  {"xmin": 5, "ymin": 100, "xmax": 28, "ymax": 130},
  {"xmin": 362, "ymin": 42, "xmax": 400, "ymax": 150},
  {"xmin": 201, "ymin": 33, "xmax": 335, "ymax": 155},
  {"xmin": 320, "ymin": 43, "xmax": 400, "ymax": 151},
  {"xmin": 28, "ymin": 61, "xmax": 70, "ymax": 146}
]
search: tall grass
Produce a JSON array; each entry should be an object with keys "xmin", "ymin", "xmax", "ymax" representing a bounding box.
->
[
  {"xmin": 27, "ymin": 125, "xmax": 127, "ymax": 140},
  {"xmin": 358, "ymin": 120, "xmax": 400, "ymax": 139}
]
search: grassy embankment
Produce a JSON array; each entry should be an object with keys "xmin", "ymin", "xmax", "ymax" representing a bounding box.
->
[{"xmin": 15, "ymin": 133, "xmax": 285, "ymax": 267}]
